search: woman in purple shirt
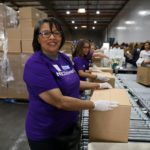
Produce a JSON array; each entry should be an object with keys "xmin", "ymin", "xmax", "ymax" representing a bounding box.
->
[
  {"xmin": 23, "ymin": 18, "xmax": 119, "ymax": 150},
  {"xmin": 72, "ymin": 39, "xmax": 111, "ymax": 88}
]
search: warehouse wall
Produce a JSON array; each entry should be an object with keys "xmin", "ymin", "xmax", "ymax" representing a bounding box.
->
[{"xmin": 107, "ymin": 0, "xmax": 150, "ymax": 43}]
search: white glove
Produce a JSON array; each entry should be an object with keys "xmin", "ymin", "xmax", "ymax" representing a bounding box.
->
[
  {"xmin": 96, "ymin": 74, "xmax": 109, "ymax": 82},
  {"xmin": 93, "ymin": 100, "xmax": 119, "ymax": 111},
  {"xmin": 99, "ymin": 82, "xmax": 112, "ymax": 89}
]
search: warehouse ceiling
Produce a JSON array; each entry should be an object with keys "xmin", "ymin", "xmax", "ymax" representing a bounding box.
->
[{"xmin": 0, "ymin": 0, "xmax": 129, "ymax": 31}]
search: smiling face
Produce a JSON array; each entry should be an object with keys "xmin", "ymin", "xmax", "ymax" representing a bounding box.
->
[
  {"xmin": 82, "ymin": 42, "xmax": 90, "ymax": 56},
  {"xmin": 144, "ymin": 42, "xmax": 150, "ymax": 51},
  {"xmin": 38, "ymin": 23, "xmax": 62, "ymax": 55}
]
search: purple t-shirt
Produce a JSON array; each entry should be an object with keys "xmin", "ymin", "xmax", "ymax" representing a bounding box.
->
[
  {"xmin": 73, "ymin": 56, "xmax": 91, "ymax": 81},
  {"xmin": 23, "ymin": 51, "xmax": 80, "ymax": 140}
]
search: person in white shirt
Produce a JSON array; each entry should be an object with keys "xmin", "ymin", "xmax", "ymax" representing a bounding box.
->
[{"xmin": 136, "ymin": 42, "xmax": 150, "ymax": 67}]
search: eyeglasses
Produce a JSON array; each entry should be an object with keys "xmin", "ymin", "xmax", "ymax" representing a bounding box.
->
[{"xmin": 39, "ymin": 30, "xmax": 61, "ymax": 38}]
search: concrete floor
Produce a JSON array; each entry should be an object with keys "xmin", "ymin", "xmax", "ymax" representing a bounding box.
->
[{"xmin": 0, "ymin": 101, "xmax": 30, "ymax": 150}]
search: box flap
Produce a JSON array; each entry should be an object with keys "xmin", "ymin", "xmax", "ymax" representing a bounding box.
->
[{"xmin": 92, "ymin": 72, "xmax": 114, "ymax": 78}]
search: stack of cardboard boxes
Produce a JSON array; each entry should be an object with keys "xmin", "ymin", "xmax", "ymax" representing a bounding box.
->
[
  {"xmin": 4, "ymin": 7, "xmax": 47, "ymax": 54},
  {"xmin": 0, "ymin": 3, "xmax": 18, "ymax": 52},
  {"xmin": 0, "ymin": 6, "xmax": 47, "ymax": 100},
  {"xmin": 6, "ymin": 28, "xmax": 21, "ymax": 53},
  {"xmin": 19, "ymin": 7, "xmax": 47, "ymax": 54}
]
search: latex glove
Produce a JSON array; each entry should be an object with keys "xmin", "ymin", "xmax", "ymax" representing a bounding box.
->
[
  {"xmin": 93, "ymin": 100, "xmax": 119, "ymax": 111},
  {"xmin": 99, "ymin": 82, "xmax": 112, "ymax": 89},
  {"xmin": 96, "ymin": 74, "xmax": 109, "ymax": 82}
]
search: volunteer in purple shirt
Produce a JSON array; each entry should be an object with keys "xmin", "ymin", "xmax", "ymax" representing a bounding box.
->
[
  {"xmin": 72, "ymin": 39, "xmax": 112, "ymax": 89},
  {"xmin": 23, "ymin": 18, "xmax": 119, "ymax": 150}
]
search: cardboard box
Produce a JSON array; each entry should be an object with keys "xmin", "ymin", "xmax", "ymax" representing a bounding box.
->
[
  {"xmin": 0, "ymin": 38, "xmax": 21, "ymax": 53},
  {"xmin": 21, "ymin": 27, "xmax": 34, "ymax": 40},
  {"xmin": 21, "ymin": 40, "xmax": 33, "ymax": 54},
  {"xmin": 99, "ymin": 67, "xmax": 113, "ymax": 74},
  {"xmin": 19, "ymin": 7, "xmax": 41, "ymax": 19},
  {"xmin": 40, "ymin": 11, "xmax": 48, "ymax": 18},
  {"xmin": 6, "ymin": 28, "xmax": 21, "ymax": 39},
  {"xmin": 8, "ymin": 81, "xmax": 28, "ymax": 99},
  {"xmin": 137, "ymin": 66, "xmax": 150, "ymax": 86},
  {"xmin": 0, "ymin": 85, "xmax": 8, "ymax": 98},
  {"xmin": 0, "ymin": 40, "xmax": 3, "ymax": 51},
  {"xmin": 20, "ymin": 19, "xmax": 38, "ymax": 28},
  {"xmin": 90, "ymin": 67, "xmax": 113, "ymax": 74},
  {"xmin": 91, "ymin": 72, "xmax": 115, "ymax": 88},
  {"xmin": 0, "ymin": 54, "xmax": 30, "ymax": 99},
  {"xmin": 89, "ymin": 89, "xmax": 131, "ymax": 142},
  {"xmin": 7, "ymin": 39, "xmax": 21, "ymax": 53},
  {"xmin": 61, "ymin": 41, "xmax": 72, "ymax": 54}
]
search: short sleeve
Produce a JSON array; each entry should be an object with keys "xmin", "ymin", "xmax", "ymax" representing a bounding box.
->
[{"xmin": 23, "ymin": 60, "xmax": 58, "ymax": 95}]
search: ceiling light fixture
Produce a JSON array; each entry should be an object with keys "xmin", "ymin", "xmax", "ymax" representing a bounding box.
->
[
  {"xmin": 138, "ymin": 10, "xmax": 150, "ymax": 16},
  {"xmin": 72, "ymin": 20, "xmax": 75, "ymax": 24},
  {"xmin": 81, "ymin": 25, "xmax": 87, "ymax": 28},
  {"xmin": 74, "ymin": 26, "xmax": 78, "ymax": 29},
  {"xmin": 96, "ymin": 11, "xmax": 100, "ymax": 14},
  {"xmin": 125, "ymin": 21, "xmax": 135, "ymax": 24},
  {"xmin": 94, "ymin": 20, "xmax": 97, "ymax": 24},
  {"xmin": 66, "ymin": 11, "xmax": 70, "ymax": 14},
  {"xmin": 92, "ymin": 26, "xmax": 95, "ymax": 30},
  {"xmin": 116, "ymin": 26, "xmax": 127, "ymax": 30},
  {"xmin": 77, "ymin": 8, "xmax": 86, "ymax": 13}
]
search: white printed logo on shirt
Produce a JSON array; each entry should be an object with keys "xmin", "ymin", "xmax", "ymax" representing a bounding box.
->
[
  {"xmin": 62, "ymin": 65, "xmax": 70, "ymax": 70},
  {"xmin": 53, "ymin": 65, "xmax": 61, "ymax": 72}
]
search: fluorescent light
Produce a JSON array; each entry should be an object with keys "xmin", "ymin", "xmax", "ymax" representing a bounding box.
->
[
  {"xmin": 72, "ymin": 20, "xmax": 75, "ymax": 24},
  {"xmin": 92, "ymin": 26, "xmax": 95, "ymax": 30},
  {"xmin": 81, "ymin": 25, "xmax": 87, "ymax": 28},
  {"xmin": 96, "ymin": 11, "xmax": 100, "ymax": 14},
  {"xmin": 138, "ymin": 10, "xmax": 150, "ymax": 16},
  {"xmin": 94, "ymin": 20, "xmax": 97, "ymax": 24},
  {"xmin": 74, "ymin": 26, "xmax": 78, "ymax": 29},
  {"xmin": 116, "ymin": 26, "xmax": 127, "ymax": 30},
  {"xmin": 125, "ymin": 21, "xmax": 135, "ymax": 24},
  {"xmin": 77, "ymin": 8, "xmax": 86, "ymax": 13},
  {"xmin": 66, "ymin": 11, "xmax": 70, "ymax": 14}
]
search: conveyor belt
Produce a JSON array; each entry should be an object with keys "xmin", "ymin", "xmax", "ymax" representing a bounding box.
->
[
  {"xmin": 116, "ymin": 74, "xmax": 150, "ymax": 142},
  {"xmin": 80, "ymin": 74, "xmax": 150, "ymax": 150},
  {"xmin": 116, "ymin": 74, "xmax": 150, "ymax": 110},
  {"xmin": 80, "ymin": 110, "xmax": 89, "ymax": 150}
]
